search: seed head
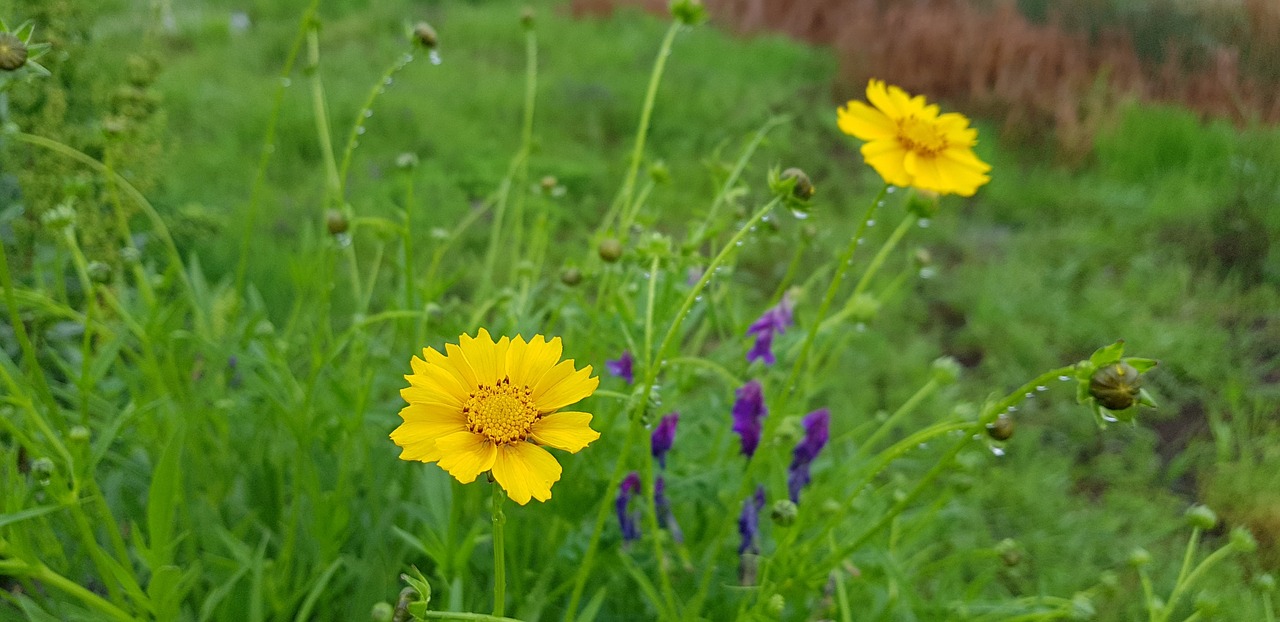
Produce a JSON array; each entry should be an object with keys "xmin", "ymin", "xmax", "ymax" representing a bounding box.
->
[
  {"xmin": 598, "ymin": 237, "xmax": 623, "ymax": 263},
  {"xmin": 0, "ymin": 32, "xmax": 28, "ymax": 71},
  {"xmin": 1184, "ymin": 505, "xmax": 1218, "ymax": 531},
  {"xmin": 412, "ymin": 22, "xmax": 438, "ymax": 49},
  {"xmin": 986, "ymin": 413, "xmax": 1014, "ymax": 441},
  {"xmin": 326, "ymin": 209, "xmax": 350, "ymax": 235},
  {"xmin": 560, "ymin": 267, "xmax": 583, "ymax": 287},
  {"xmin": 1089, "ymin": 362, "xmax": 1142, "ymax": 411}
]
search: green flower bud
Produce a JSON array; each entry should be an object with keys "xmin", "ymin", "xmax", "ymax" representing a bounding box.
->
[
  {"xmin": 1255, "ymin": 573, "xmax": 1276, "ymax": 592},
  {"xmin": 0, "ymin": 32, "xmax": 27, "ymax": 71},
  {"xmin": 669, "ymin": 0, "xmax": 708, "ymax": 26},
  {"xmin": 649, "ymin": 160, "xmax": 670, "ymax": 185},
  {"xmin": 598, "ymin": 237, "xmax": 623, "ymax": 263},
  {"xmin": 87, "ymin": 260, "xmax": 113, "ymax": 284},
  {"xmin": 1230, "ymin": 527, "xmax": 1258, "ymax": 553},
  {"xmin": 1193, "ymin": 591, "xmax": 1219, "ymax": 616},
  {"xmin": 766, "ymin": 593, "xmax": 785, "ymax": 616},
  {"xmin": 781, "ymin": 168, "xmax": 814, "ymax": 200},
  {"xmin": 395, "ymin": 152, "xmax": 419, "ymax": 170},
  {"xmin": 1089, "ymin": 362, "xmax": 1142, "ymax": 411},
  {"xmin": 846, "ymin": 293, "xmax": 880, "ymax": 323},
  {"xmin": 120, "ymin": 246, "xmax": 141, "ymax": 265},
  {"xmin": 820, "ymin": 498, "xmax": 842, "ymax": 516},
  {"xmin": 370, "ymin": 601, "xmax": 394, "ymax": 622},
  {"xmin": 540, "ymin": 175, "xmax": 558, "ymax": 193},
  {"xmin": 68, "ymin": 426, "xmax": 91, "ymax": 443},
  {"xmin": 30, "ymin": 457, "xmax": 54, "ymax": 479},
  {"xmin": 1127, "ymin": 547, "xmax": 1151, "ymax": 567},
  {"xmin": 520, "ymin": 7, "xmax": 535, "ymax": 30},
  {"xmin": 325, "ymin": 209, "xmax": 350, "ymax": 235},
  {"xmin": 994, "ymin": 538, "xmax": 1023, "ymax": 567},
  {"xmin": 931, "ymin": 356, "xmax": 961, "ymax": 386},
  {"xmin": 40, "ymin": 203, "xmax": 77, "ymax": 232},
  {"xmin": 986, "ymin": 413, "xmax": 1014, "ymax": 442},
  {"xmin": 412, "ymin": 22, "xmax": 438, "ymax": 49},
  {"xmin": 1184, "ymin": 505, "xmax": 1218, "ymax": 530},
  {"xmin": 770, "ymin": 500, "xmax": 798, "ymax": 527},
  {"xmin": 560, "ymin": 267, "xmax": 583, "ymax": 287}
]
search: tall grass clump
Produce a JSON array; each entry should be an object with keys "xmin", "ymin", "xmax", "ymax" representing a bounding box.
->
[{"xmin": 1, "ymin": 0, "xmax": 1276, "ymax": 620}]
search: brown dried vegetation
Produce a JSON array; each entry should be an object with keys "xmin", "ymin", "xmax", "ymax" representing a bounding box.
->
[{"xmin": 572, "ymin": 0, "xmax": 1280, "ymax": 157}]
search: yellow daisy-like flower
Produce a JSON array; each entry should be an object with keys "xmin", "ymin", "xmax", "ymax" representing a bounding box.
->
[
  {"xmin": 837, "ymin": 79, "xmax": 991, "ymax": 197},
  {"xmin": 391, "ymin": 329, "xmax": 601, "ymax": 505}
]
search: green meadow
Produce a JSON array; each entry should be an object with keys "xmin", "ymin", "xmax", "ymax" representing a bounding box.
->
[{"xmin": 1, "ymin": 0, "xmax": 1278, "ymax": 620}]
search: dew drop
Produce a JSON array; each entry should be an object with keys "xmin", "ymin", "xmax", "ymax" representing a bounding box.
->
[
  {"xmin": 917, "ymin": 442, "xmax": 929, "ymax": 450},
  {"xmin": 919, "ymin": 267, "xmax": 937, "ymax": 279},
  {"xmin": 1058, "ymin": 375, "xmax": 1071, "ymax": 382},
  {"xmin": 694, "ymin": 295, "xmax": 703, "ymax": 302},
  {"xmin": 1006, "ymin": 406, "xmax": 1017, "ymax": 413},
  {"xmin": 866, "ymin": 219, "xmax": 876, "ymax": 227},
  {"xmin": 1101, "ymin": 412, "xmax": 1118, "ymax": 423},
  {"xmin": 335, "ymin": 232, "xmax": 353, "ymax": 247},
  {"xmin": 1036, "ymin": 385, "xmax": 1048, "ymax": 392},
  {"xmin": 918, "ymin": 218, "xmax": 931, "ymax": 228},
  {"xmin": 264, "ymin": 144, "xmax": 276, "ymax": 154},
  {"xmin": 364, "ymin": 110, "xmax": 373, "ymax": 118},
  {"xmin": 1024, "ymin": 392, "xmax": 1034, "ymax": 398},
  {"xmin": 790, "ymin": 209, "xmax": 809, "ymax": 220},
  {"xmin": 735, "ymin": 241, "xmax": 743, "ymax": 247},
  {"xmin": 429, "ymin": 50, "xmax": 442, "ymax": 65},
  {"xmin": 990, "ymin": 446, "xmax": 1006, "ymax": 457},
  {"xmin": 886, "ymin": 186, "xmax": 897, "ymax": 193},
  {"xmin": 857, "ymin": 238, "xmax": 865, "ymax": 245},
  {"xmin": 384, "ymin": 77, "xmax": 394, "ymax": 86},
  {"xmin": 876, "ymin": 201, "xmax": 885, "ymax": 207},
  {"xmin": 855, "ymin": 322, "xmax": 867, "ymax": 333},
  {"xmin": 356, "ymin": 126, "xmax": 366, "ymax": 135},
  {"xmin": 279, "ymin": 77, "xmax": 292, "ymax": 87},
  {"xmin": 403, "ymin": 53, "xmax": 415, "ymax": 63}
]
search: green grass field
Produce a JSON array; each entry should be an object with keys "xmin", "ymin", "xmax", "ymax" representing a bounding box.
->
[{"xmin": 2, "ymin": 0, "xmax": 1278, "ymax": 620}]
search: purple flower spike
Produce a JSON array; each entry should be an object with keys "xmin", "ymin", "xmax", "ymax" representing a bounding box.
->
[
  {"xmin": 616, "ymin": 472, "xmax": 642, "ymax": 542},
  {"xmin": 651, "ymin": 412, "xmax": 679, "ymax": 469},
  {"xmin": 737, "ymin": 485, "xmax": 767, "ymax": 555},
  {"xmin": 787, "ymin": 408, "xmax": 831, "ymax": 503},
  {"xmin": 732, "ymin": 380, "xmax": 768, "ymax": 458},
  {"xmin": 746, "ymin": 294, "xmax": 795, "ymax": 365},
  {"xmin": 606, "ymin": 350, "xmax": 635, "ymax": 384},
  {"xmin": 654, "ymin": 476, "xmax": 684, "ymax": 544}
]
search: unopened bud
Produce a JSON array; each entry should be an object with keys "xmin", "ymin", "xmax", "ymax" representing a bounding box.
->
[
  {"xmin": 766, "ymin": 593, "xmax": 785, "ymax": 616},
  {"xmin": 560, "ymin": 267, "xmax": 582, "ymax": 287},
  {"xmin": 1184, "ymin": 505, "xmax": 1218, "ymax": 530},
  {"xmin": 986, "ymin": 413, "xmax": 1014, "ymax": 441},
  {"xmin": 0, "ymin": 32, "xmax": 27, "ymax": 71},
  {"xmin": 781, "ymin": 168, "xmax": 814, "ymax": 200},
  {"xmin": 907, "ymin": 189, "xmax": 940, "ymax": 218},
  {"xmin": 87, "ymin": 260, "xmax": 113, "ymax": 284},
  {"xmin": 649, "ymin": 160, "xmax": 670, "ymax": 185},
  {"xmin": 370, "ymin": 601, "xmax": 394, "ymax": 622},
  {"xmin": 669, "ymin": 0, "xmax": 708, "ymax": 26},
  {"xmin": 598, "ymin": 237, "xmax": 623, "ymax": 263},
  {"xmin": 994, "ymin": 538, "xmax": 1022, "ymax": 566},
  {"xmin": 68, "ymin": 426, "xmax": 91, "ymax": 443},
  {"xmin": 1127, "ymin": 547, "xmax": 1151, "ymax": 567},
  {"xmin": 1230, "ymin": 527, "xmax": 1258, "ymax": 553},
  {"xmin": 770, "ymin": 500, "xmax": 797, "ymax": 527},
  {"xmin": 930, "ymin": 356, "xmax": 961, "ymax": 386},
  {"xmin": 40, "ymin": 203, "xmax": 77, "ymax": 232},
  {"xmin": 1089, "ymin": 362, "xmax": 1142, "ymax": 411},
  {"xmin": 326, "ymin": 209, "xmax": 350, "ymax": 235},
  {"xmin": 520, "ymin": 7, "xmax": 535, "ymax": 29},
  {"xmin": 540, "ymin": 176, "xmax": 558, "ymax": 192},
  {"xmin": 1255, "ymin": 573, "xmax": 1276, "ymax": 592},
  {"xmin": 412, "ymin": 22, "xmax": 438, "ymax": 49},
  {"xmin": 395, "ymin": 152, "xmax": 419, "ymax": 170}
]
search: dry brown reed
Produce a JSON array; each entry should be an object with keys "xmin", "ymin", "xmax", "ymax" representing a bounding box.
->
[{"xmin": 571, "ymin": 0, "xmax": 1279, "ymax": 156}]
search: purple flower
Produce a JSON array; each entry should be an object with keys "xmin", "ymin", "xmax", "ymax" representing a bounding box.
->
[
  {"xmin": 737, "ymin": 485, "xmax": 766, "ymax": 555},
  {"xmin": 651, "ymin": 412, "xmax": 679, "ymax": 469},
  {"xmin": 746, "ymin": 294, "xmax": 795, "ymax": 365},
  {"xmin": 732, "ymin": 380, "xmax": 768, "ymax": 458},
  {"xmin": 787, "ymin": 408, "xmax": 831, "ymax": 503},
  {"xmin": 606, "ymin": 350, "xmax": 635, "ymax": 384},
  {"xmin": 654, "ymin": 476, "xmax": 684, "ymax": 544},
  {"xmin": 616, "ymin": 472, "xmax": 642, "ymax": 542}
]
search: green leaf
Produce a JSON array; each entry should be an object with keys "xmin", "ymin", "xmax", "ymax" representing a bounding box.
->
[
  {"xmin": 0, "ymin": 503, "xmax": 66, "ymax": 529},
  {"xmin": 147, "ymin": 565, "xmax": 183, "ymax": 621},
  {"xmin": 1124, "ymin": 357, "xmax": 1159, "ymax": 373},
  {"xmin": 400, "ymin": 566, "xmax": 432, "ymax": 608},
  {"xmin": 145, "ymin": 424, "xmax": 185, "ymax": 569},
  {"xmin": 577, "ymin": 587, "xmax": 609, "ymax": 622},
  {"xmin": 294, "ymin": 557, "xmax": 345, "ymax": 622},
  {"xmin": 1088, "ymin": 340, "xmax": 1125, "ymax": 368}
]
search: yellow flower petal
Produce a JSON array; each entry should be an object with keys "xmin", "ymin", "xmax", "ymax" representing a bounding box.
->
[
  {"xmin": 530, "ymin": 411, "xmax": 601, "ymax": 453},
  {"xmin": 491, "ymin": 442, "xmax": 562, "ymax": 505},
  {"xmin": 865, "ymin": 79, "xmax": 900, "ymax": 117},
  {"xmin": 862, "ymin": 140, "xmax": 913, "ymax": 187},
  {"xmin": 837, "ymin": 100, "xmax": 895, "ymax": 141},
  {"xmin": 458, "ymin": 328, "xmax": 512, "ymax": 387},
  {"xmin": 506, "ymin": 335, "xmax": 561, "ymax": 389},
  {"xmin": 404, "ymin": 356, "xmax": 466, "ymax": 409},
  {"xmin": 533, "ymin": 361, "xmax": 598, "ymax": 413},
  {"xmin": 434, "ymin": 431, "xmax": 497, "ymax": 484},
  {"xmin": 437, "ymin": 344, "xmax": 480, "ymax": 393},
  {"xmin": 390, "ymin": 405, "xmax": 467, "ymax": 463}
]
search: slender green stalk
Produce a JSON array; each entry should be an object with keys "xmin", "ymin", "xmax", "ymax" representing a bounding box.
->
[
  {"xmin": 305, "ymin": 27, "xmax": 342, "ymax": 202},
  {"xmin": 491, "ymin": 484, "xmax": 507, "ymax": 618},
  {"xmin": 856, "ymin": 377, "xmax": 940, "ymax": 454},
  {"xmin": 509, "ymin": 26, "xmax": 538, "ymax": 267},
  {"xmin": 1263, "ymin": 593, "xmax": 1274, "ymax": 622},
  {"xmin": 337, "ymin": 48, "xmax": 418, "ymax": 194},
  {"xmin": 0, "ymin": 233, "xmax": 58, "ymax": 413},
  {"xmin": 598, "ymin": 21, "xmax": 682, "ymax": 236},
  {"xmin": 1160, "ymin": 543, "xmax": 1238, "ymax": 622},
  {"xmin": 643, "ymin": 255, "xmax": 661, "ymax": 370},
  {"xmin": 0, "ymin": 560, "xmax": 136, "ymax": 622},
  {"xmin": 822, "ymin": 212, "xmax": 917, "ymax": 330},
  {"xmin": 102, "ymin": 153, "xmax": 155, "ymax": 306},
  {"xmin": 687, "ymin": 116, "xmax": 786, "ymax": 246},
  {"xmin": 421, "ymin": 613, "xmax": 524, "ymax": 622},
  {"xmin": 1174, "ymin": 527, "xmax": 1202, "ymax": 593}
]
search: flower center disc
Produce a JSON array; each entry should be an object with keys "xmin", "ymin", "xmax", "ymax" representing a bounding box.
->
[
  {"xmin": 897, "ymin": 115, "xmax": 948, "ymax": 155},
  {"xmin": 464, "ymin": 377, "xmax": 539, "ymax": 445}
]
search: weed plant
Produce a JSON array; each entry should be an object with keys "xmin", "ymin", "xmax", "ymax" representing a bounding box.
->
[{"xmin": 1, "ymin": 1, "xmax": 1277, "ymax": 621}]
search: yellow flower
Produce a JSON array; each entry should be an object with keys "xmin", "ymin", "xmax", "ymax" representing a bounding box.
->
[
  {"xmin": 391, "ymin": 329, "xmax": 601, "ymax": 505},
  {"xmin": 837, "ymin": 79, "xmax": 991, "ymax": 197}
]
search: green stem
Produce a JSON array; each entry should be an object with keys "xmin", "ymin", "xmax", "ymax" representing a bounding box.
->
[
  {"xmin": 1174, "ymin": 527, "xmax": 1202, "ymax": 593},
  {"xmin": 0, "ymin": 231, "xmax": 58, "ymax": 414},
  {"xmin": 1139, "ymin": 566, "xmax": 1158, "ymax": 622},
  {"xmin": 822, "ymin": 212, "xmax": 916, "ymax": 330},
  {"xmin": 1161, "ymin": 543, "xmax": 1237, "ymax": 622},
  {"xmin": 599, "ymin": 21, "xmax": 681, "ymax": 235},
  {"xmin": 236, "ymin": 0, "xmax": 319, "ymax": 292},
  {"xmin": 509, "ymin": 27, "xmax": 538, "ymax": 267},
  {"xmin": 420, "ymin": 613, "xmax": 524, "ymax": 622},
  {"xmin": 687, "ymin": 117, "xmax": 786, "ymax": 246},
  {"xmin": 0, "ymin": 560, "xmax": 136, "ymax": 621},
  {"xmin": 337, "ymin": 47, "xmax": 417, "ymax": 195},
  {"xmin": 856, "ymin": 377, "xmax": 940, "ymax": 454},
  {"xmin": 491, "ymin": 484, "xmax": 506, "ymax": 618},
  {"xmin": 305, "ymin": 27, "xmax": 342, "ymax": 204},
  {"xmin": 643, "ymin": 255, "xmax": 661, "ymax": 371}
]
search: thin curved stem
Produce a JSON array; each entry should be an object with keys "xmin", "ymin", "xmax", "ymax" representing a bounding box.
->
[{"xmin": 491, "ymin": 484, "xmax": 506, "ymax": 618}]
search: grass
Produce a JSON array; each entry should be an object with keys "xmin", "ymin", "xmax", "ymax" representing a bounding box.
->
[{"xmin": 1, "ymin": 0, "xmax": 1278, "ymax": 620}]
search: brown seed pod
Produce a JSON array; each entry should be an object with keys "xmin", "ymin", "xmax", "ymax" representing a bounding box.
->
[
  {"xmin": 986, "ymin": 412, "xmax": 1014, "ymax": 441},
  {"xmin": 0, "ymin": 32, "xmax": 28, "ymax": 71}
]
